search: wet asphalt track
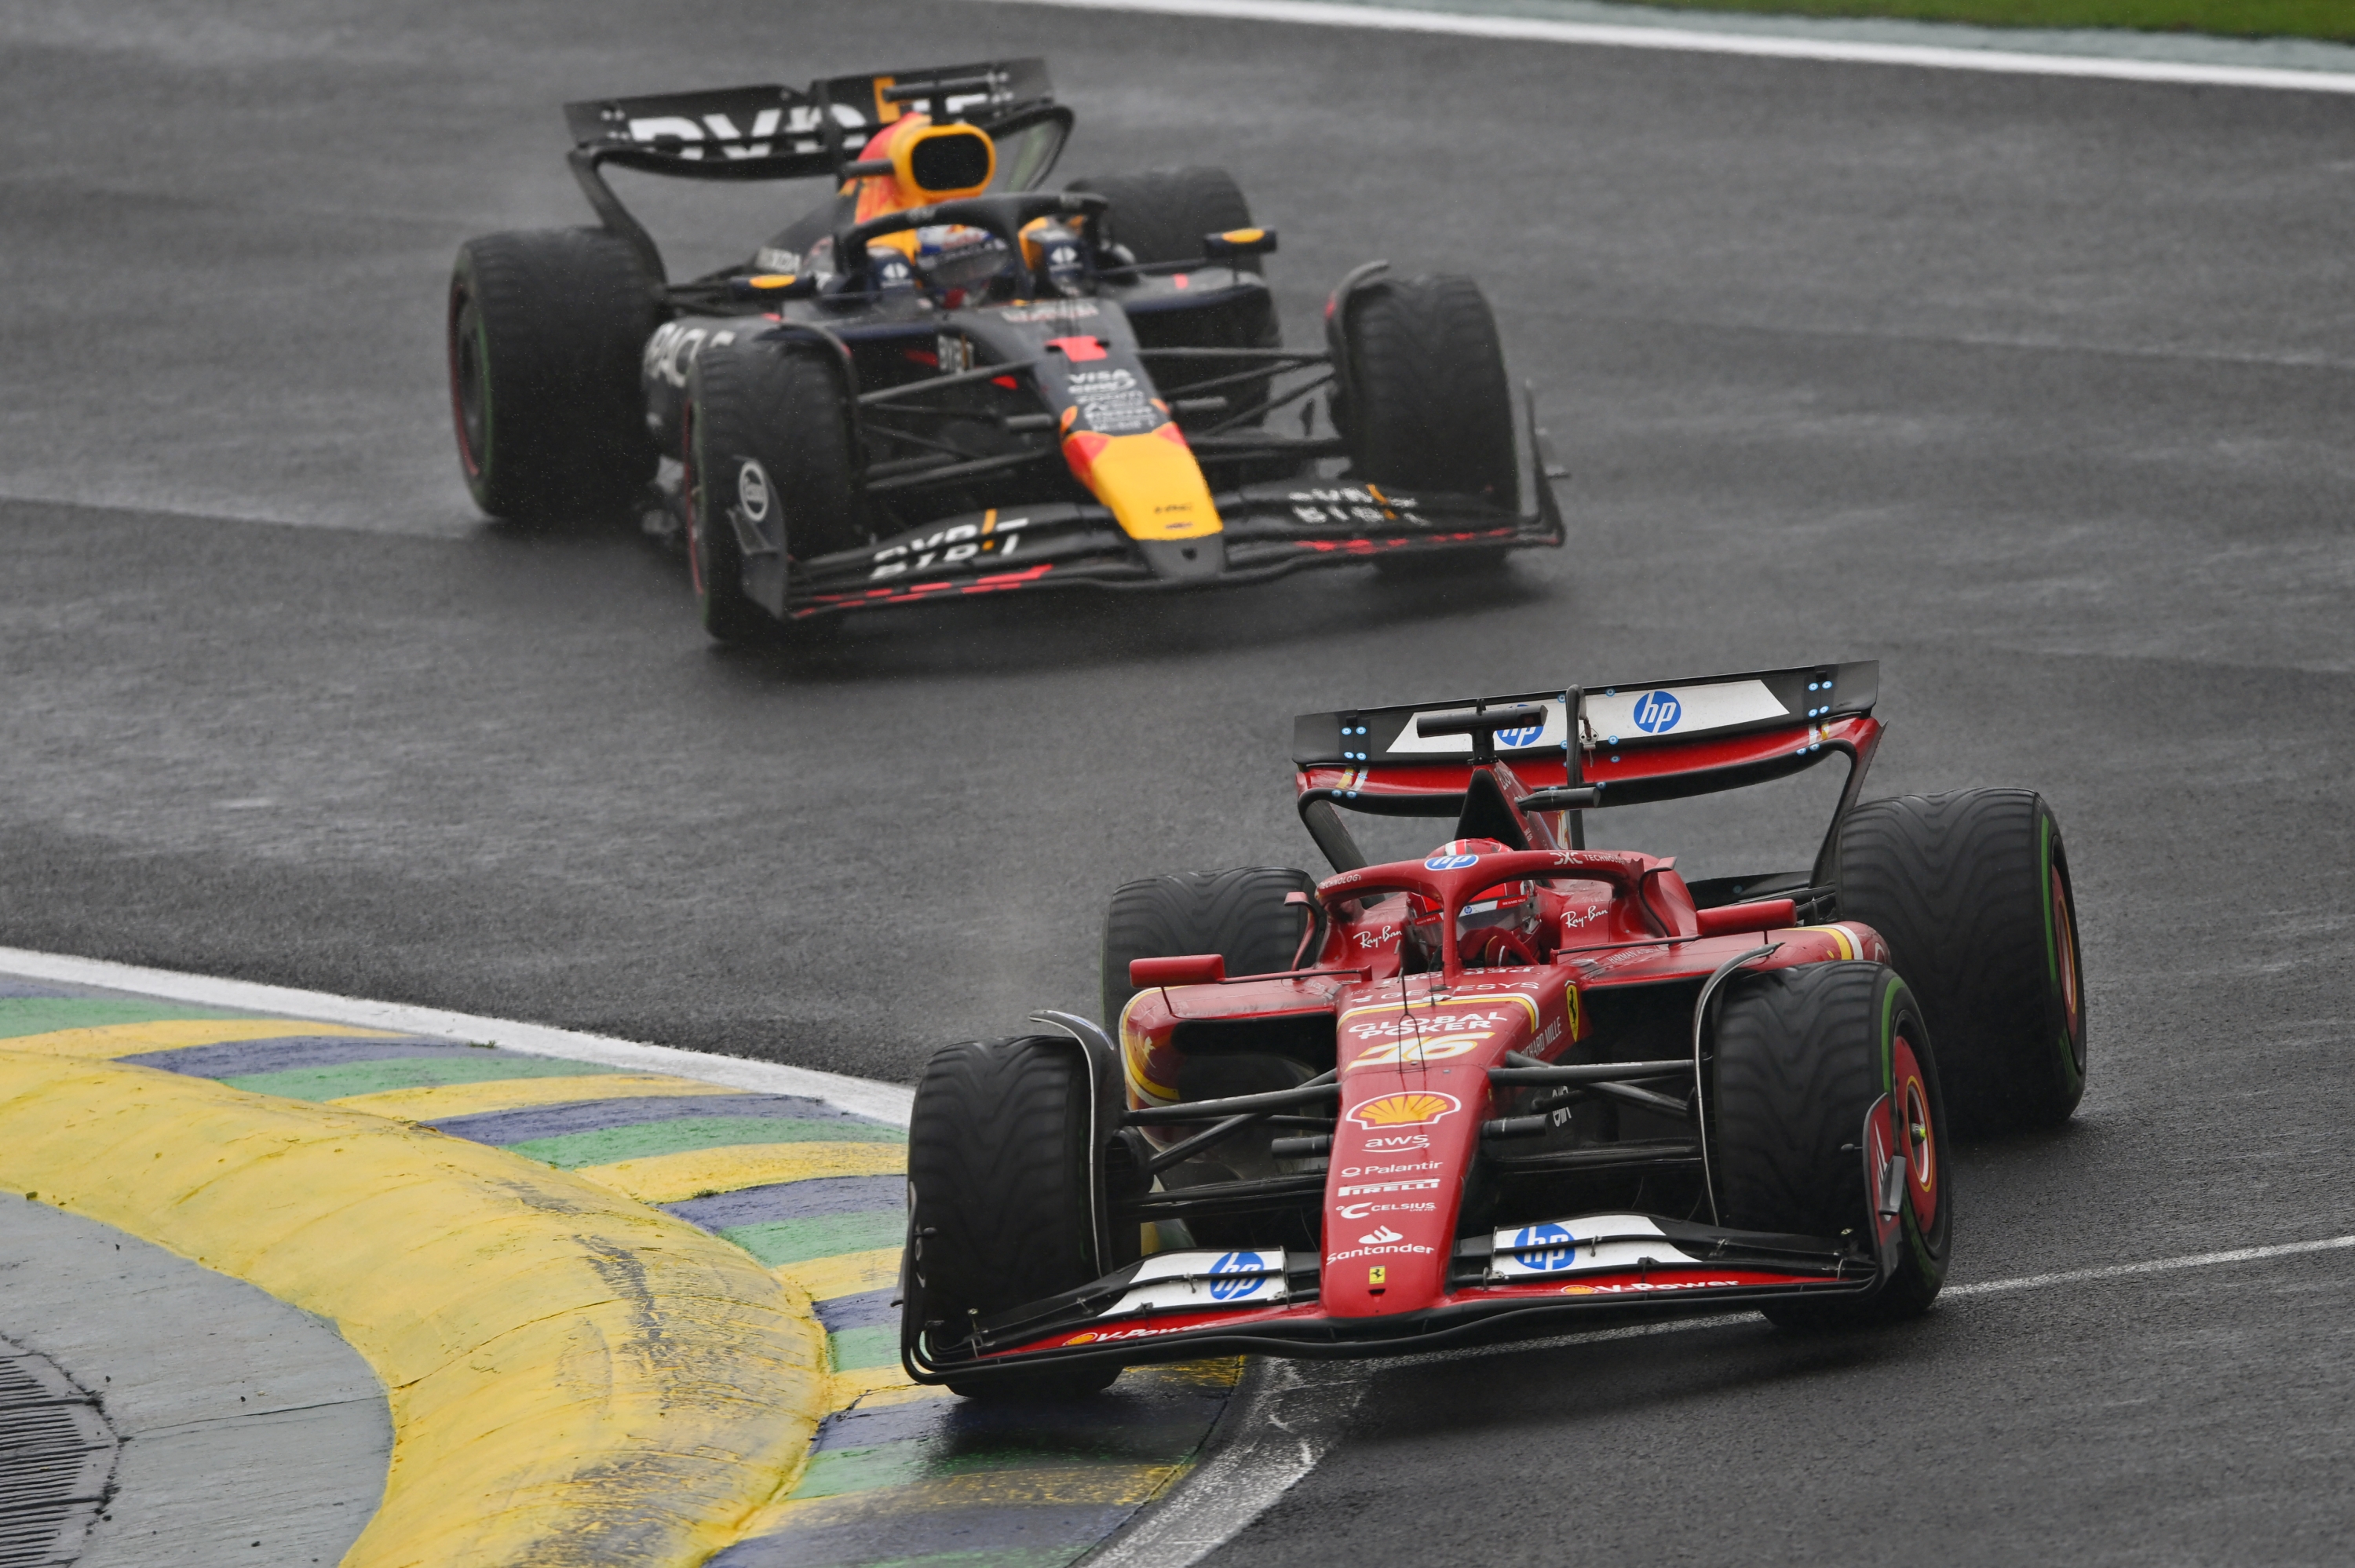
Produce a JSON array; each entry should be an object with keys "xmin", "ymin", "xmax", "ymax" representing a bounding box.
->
[{"xmin": 5, "ymin": 2, "xmax": 2355, "ymax": 1562}]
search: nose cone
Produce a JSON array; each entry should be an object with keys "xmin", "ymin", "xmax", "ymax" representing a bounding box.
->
[
  {"xmin": 1064, "ymin": 422, "xmax": 1223, "ymax": 543},
  {"xmin": 1322, "ymin": 1082, "xmax": 1468, "ymax": 1317}
]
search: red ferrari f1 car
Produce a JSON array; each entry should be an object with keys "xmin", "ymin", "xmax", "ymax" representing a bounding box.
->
[{"xmin": 902, "ymin": 662, "xmax": 2087, "ymax": 1393}]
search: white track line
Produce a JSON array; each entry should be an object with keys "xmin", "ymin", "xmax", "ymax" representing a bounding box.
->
[
  {"xmin": 0, "ymin": 945, "xmax": 914, "ymax": 1125},
  {"xmin": 1944, "ymin": 1232, "xmax": 2355, "ymax": 1297},
  {"xmin": 1093, "ymin": 1232, "xmax": 2355, "ymax": 1566},
  {"xmin": 980, "ymin": 0, "xmax": 2355, "ymax": 94}
]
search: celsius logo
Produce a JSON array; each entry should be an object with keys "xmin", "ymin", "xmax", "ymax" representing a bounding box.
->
[
  {"xmin": 1358, "ymin": 1225, "xmax": 1404, "ymax": 1245},
  {"xmin": 1495, "ymin": 721, "xmax": 1543, "ymax": 748},
  {"xmin": 1630, "ymin": 691, "xmax": 1682, "ymax": 734},
  {"xmin": 1513, "ymin": 1223, "xmax": 1579, "ymax": 1271},
  {"xmin": 1426, "ymin": 852, "xmax": 1479, "ymax": 871},
  {"xmin": 1207, "ymin": 1251, "xmax": 1269, "ymax": 1301},
  {"xmin": 736, "ymin": 460, "xmax": 771, "ymax": 522}
]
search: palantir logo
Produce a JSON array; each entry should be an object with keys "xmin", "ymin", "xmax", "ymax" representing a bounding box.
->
[
  {"xmin": 1513, "ymin": 1223, "xmax": 1579, "ymax": 1271},
  {"xmin": 1630, "ymin": 691, "xmax": 1682, "ymax": 734},
  {"xmin": 1207, "ymin": 1250, "xmax": 1267, "ymax": 1300}
]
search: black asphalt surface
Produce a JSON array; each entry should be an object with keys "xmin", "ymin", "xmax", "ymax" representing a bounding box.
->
[{"xmin": 5, "ymin": 2, "xmax": 2353, "ymax": 1562}]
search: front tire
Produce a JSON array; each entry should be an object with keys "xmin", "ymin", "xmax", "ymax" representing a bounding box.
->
[
  {"xmin": 1713, "ymin": 961, "xmax": 1952, "ymax": 1326},
  {"xmin": 904, "ymin": 1037, "xmax": 1122, "ymax": 1399},
  {"xmin": 446, "ymin": 228, "xmax": 660, "ymax": 527},
  {"xmin": 1331, "ymin": 272, "xmax": 1517, "ymax": 506},
  {"xmin": 683, "ymin": 337, "xmax": 866, "ymax": 645},
  {"xmin": 1835, "ymin": 789, "xmax": 2087, "ymax": 1135}
]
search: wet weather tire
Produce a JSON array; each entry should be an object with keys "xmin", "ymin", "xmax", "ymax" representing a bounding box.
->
[
  {"xmin": 1835, "ymin": 789, "xmax": 2087, "ymax": 1135},
  {"xmin": 683, "ymin": 337, "xmax": 865, "ymax": 645},
  {"xmin": 1713, "ymin": 961, "xmax": 1951, "ymax": 1326},
  {"xmin": 1099, "ymin": 866, "xmax": 1318, "ymax": 1029},
  {"xmin": 1067, "ymin": 166, "xmax": 1258, "ymax": 268},
  {"xmin": 904, "ymin": 1037, "xmax": 1121, "ymax": 1399},
  {"xmin": 1332, "ymin": 273, "xmax": 1517, "ymax": 507},
  {"xmin": 447, "ymin": 228, "xmax": 661, "ymax": 527}
]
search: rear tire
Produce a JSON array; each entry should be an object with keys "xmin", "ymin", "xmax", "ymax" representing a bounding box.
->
[
  {"xmin": 1066, "ymin": 167, "xmax": 1281, "ymax": 423},
  {"xmin": 683, "ymin": 337, "xmax": 866, "ymax": 645},
  {"xmin": 904, "ymin": 1037, "xmax": 1123, "ymax": 1400},
  {"xmin": 1099, "ymin": 866, "xmax": 1317, "ymax": 1029},
  {"xmin": 1331, "ymin": 273, "xmax": 1517, "ymax": 507},
  {"xmin": 1713, "ymin": 961, "xmax": 1952, "ymax": 1326},
  {"xmin": 447, "ymin": 228, "xmax": 661, "ymax": 527},
  {"xmin": 1835, "ymin": 789, "xmax": 2087, "ymax": 1135},
  {"xmin": 1066, "ymin": 166, "xmax": 1258, "ymax": 270}
]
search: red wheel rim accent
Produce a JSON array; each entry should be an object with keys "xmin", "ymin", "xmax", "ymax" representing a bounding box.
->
[
  {"xmin": 1891, "ymin": 1034, "xmax": 1937, "ymax": 1231},
  {"xmin": 2052, "ymin": 868, "xmax": 2082, "ymax": 1045}
]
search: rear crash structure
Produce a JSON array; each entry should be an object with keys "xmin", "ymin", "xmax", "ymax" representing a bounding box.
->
[{"xmin": 903, "ymin": 663, "xmax": 2088, "ymax": 1394}]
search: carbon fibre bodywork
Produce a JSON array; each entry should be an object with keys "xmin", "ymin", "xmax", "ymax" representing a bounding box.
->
[{"xmin": 542, "ymin": 59, "xmax": 1561, "ymax": 625}]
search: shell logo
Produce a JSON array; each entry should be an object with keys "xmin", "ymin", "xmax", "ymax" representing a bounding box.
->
[
  {"xmin": 1347, "ymin": 1091, "xmax": 1462, "ymax": 1129},
  {"xmin": 1064, "ymin": 1332, "xmax": 1100, "ymax": 1345}
]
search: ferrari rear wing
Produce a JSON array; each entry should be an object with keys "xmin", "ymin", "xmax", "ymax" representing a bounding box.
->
[
  {"xmin": 1291, "ymin": 662, "xmax": 1884, "ymax": 873},
  {"xmin": 560, "ymin": 59, "xmax": 1066, "ymax": 281}
]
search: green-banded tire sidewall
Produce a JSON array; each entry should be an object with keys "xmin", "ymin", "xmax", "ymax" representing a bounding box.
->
[
  {"xmin": 446, "ymin": 228, "xmax": 659, "ymax": 527},
  {"xmin": 1835, "ymin": 789, "xmax": 2087, "ymax": 1134},
  {"xmin": 1098, "ymin": 866, "xmax": 1316, "ymax": 1030},
  {"xmin": 904, "ymin": 1036, "xmax": 1118, "ymax": 1398},
  {"xmin": 1714, "ymin": 961, "xmax": 1951, "ymax": 1325}
]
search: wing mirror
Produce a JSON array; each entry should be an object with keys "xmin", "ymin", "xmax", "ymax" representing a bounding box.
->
[
  {"xmin": 1130, "ymin": 954, "xmax": 1227, "ymax": 987},
  {"xmin": 1202, "ymin": 228, "xmax": 1277, "ymax": 261}
]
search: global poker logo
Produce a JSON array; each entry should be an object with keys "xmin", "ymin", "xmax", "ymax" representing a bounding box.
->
[
  {"xmin": 1630, "ymin": 691, "xmax": 1682, "ymax": 734},
  {"xmin": 1513, "ymin": 1223, "xmax": 1580, "ymax": 1271},
  {"xmin": 1207, "ymin": 1250, "xmax": 1269, "ymax": 1301}
]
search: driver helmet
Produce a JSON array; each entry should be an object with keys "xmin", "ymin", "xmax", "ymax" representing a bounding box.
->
[
  {"xmin": 913, "ymin": 223, "xmax": 1011, "ymax": 293},
  {"xmin": 1404, "ymin": 839, "xmax": 1546, "ymax": 968}
]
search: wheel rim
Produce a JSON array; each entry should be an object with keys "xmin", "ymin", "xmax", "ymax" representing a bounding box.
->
[
  {"xmin": 447, "ymin": 284, "xmax": 489, "ymax": 477},
  {"xmin": 2052, "ymin": 868, "xmax": 2084, "ymax": 1069},
  {"xmin": 682, "ymin": 406, "xmax": 710, "ymax": 603},
  {"xmin": 1891, "ymin": 1034, "xmax": 1938, "ymax": 1232}
]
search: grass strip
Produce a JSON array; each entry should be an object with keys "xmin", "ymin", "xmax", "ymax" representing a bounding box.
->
[{"xmin": 1619, "ymin": 1, "xmax": 2355, "ymax": 42}]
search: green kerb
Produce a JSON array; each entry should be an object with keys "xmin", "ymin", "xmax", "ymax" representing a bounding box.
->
[
  {"xmin": 222, "ymin": 1054, "xmax": 618, "ymax": 1102},
  {"xmin": 0, "ymin": 997, "xmax": 243, "ymax": 1039},
  {"xmin": 720, "ymin": 1211, "xmax": 906, "ymax": 1267},
  {"xmin": 508, "ymin": 1116, "xmax": 904, "ymax": 1169}
]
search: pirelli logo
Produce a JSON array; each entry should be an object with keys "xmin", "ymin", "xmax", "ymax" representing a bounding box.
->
[{"xmin": 1336, "ymin": 1179, "xmax": 1442, "ymax": 1197}]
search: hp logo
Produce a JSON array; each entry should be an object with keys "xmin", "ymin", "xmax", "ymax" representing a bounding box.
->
[
  {"xmin": 1630, "ymin": 691, "xmax": 1682, "ymax": 734},
  {"xmin": 1513, "ymin": 1223, "xmax": 1579, "ymax": 1271},
  {"xmin": 1208, "ymin": 1251, "xmax": 1268, "ymax": 1300}
]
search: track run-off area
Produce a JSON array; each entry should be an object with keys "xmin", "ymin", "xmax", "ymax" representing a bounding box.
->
[{"xmin": 4, "ymin": 0, "xmax": 2355, "ymax": 1564}]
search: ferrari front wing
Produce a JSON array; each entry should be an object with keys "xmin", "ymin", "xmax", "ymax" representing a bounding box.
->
[{"xmin": 904, "ymin": 1212, "xmax": 1882, "ymax": 1386}]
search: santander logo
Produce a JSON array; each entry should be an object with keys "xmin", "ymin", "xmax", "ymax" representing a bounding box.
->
[{"xmin": 1358, "ymin": 1225, "xmax": 1405, "ymax": 1245}]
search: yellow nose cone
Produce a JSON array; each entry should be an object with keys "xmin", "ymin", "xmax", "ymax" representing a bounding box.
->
[{"xmin": 1062, "ymin": 423, "xmax": 1223, "ymax": 541}]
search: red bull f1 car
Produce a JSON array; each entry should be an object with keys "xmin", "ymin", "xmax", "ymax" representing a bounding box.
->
[
  {"xmin": 902, "ymin": 662, "xmax": 2087, "ymax": 1394},
  {"xmin": 445, "ymin": 59, "xmax": 1563, "ymax": 642}
]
